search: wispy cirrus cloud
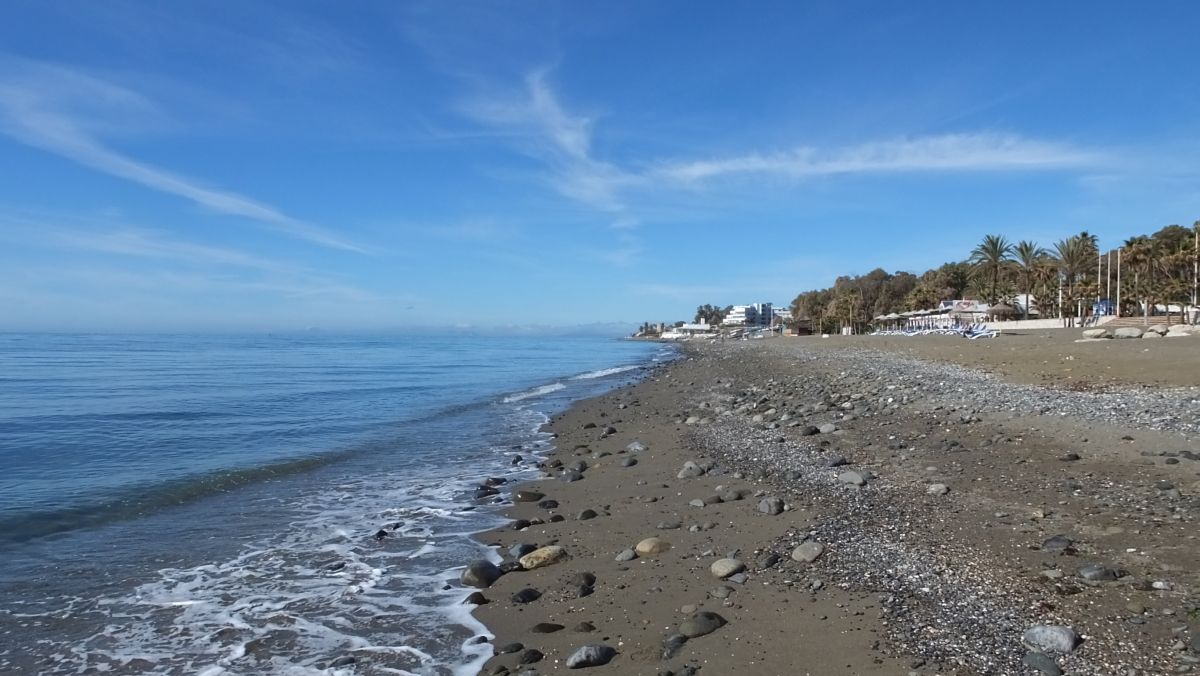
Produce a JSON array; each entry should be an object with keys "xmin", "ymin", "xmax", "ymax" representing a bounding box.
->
[
  {"xmin": 656, "ymin": 133, "xmax": 1100, "ymax": 183},
  {"xmin": 461, "ymin": 70, "xmax": 635, "ymax": 212},
  {"xmin": 461, "ymin": 71, "xmax": 1101, "ymax": 212},
  {"xmin": 0, "ymin": 57, "xmax": 364, "ymax": 252}
]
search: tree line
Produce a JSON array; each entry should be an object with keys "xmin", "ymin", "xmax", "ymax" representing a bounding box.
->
[{"xmin": 782, "ymin": 221, "xmax": 1199, "ymax": 334}]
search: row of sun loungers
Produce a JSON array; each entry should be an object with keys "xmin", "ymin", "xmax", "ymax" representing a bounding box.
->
[{"xmin": 870, "ymin": 323, "xmax": 999, "ymax": 339}]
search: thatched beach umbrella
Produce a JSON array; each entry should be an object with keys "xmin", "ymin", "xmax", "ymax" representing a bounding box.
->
[{"xmin": 988, "ymin": 303, "xmax": 1016, "ymax": 318}]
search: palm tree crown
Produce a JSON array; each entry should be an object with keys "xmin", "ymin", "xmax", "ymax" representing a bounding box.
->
[{"xmin": 969, "ymin": 234, "xmax": 1014, "ymax": 304}]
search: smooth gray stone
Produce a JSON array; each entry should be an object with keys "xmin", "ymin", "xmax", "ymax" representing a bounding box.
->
[
  {"xmin": 679, "ymin": 611, "xmax": 727, "ymax": 638},
  {"xmin": 1022, "ymin": 625, "xmax": 1080, "ymax": 654},
  {"xmin": 565, "ymin": 644, "xmax": 616, "ymax": 668}
]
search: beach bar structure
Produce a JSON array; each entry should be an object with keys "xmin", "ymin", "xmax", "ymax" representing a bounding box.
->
[{"xmin": 874, "ymin": 302, "xmax": 989, "ymax": 331}]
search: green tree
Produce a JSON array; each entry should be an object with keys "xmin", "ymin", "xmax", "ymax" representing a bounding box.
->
[
  {"xmin": 1053, "ymin": 234, "xmax": 1096, "ymax": 325},
  {"xmin": 969, "ymin": 234, "xmax": 1014, "ymax": 304},
  {"xmin": 1012, "ymin": 240, "xmax": 1048, "ymax": 319}
]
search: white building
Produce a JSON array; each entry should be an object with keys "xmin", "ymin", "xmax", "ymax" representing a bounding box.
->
[{"xmin": 724, "ymin": 303, "xmax": 774, "ymax": 327}]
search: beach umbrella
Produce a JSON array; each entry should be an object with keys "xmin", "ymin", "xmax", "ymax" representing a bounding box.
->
[{"xmin": 988, "ymin": 303, "xmax": 1016, "ymax": 318}]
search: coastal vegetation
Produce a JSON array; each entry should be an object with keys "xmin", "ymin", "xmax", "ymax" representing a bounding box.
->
[{"xmin": 787, "ymin": 221, "xmax": 1200, "ymax": 334}]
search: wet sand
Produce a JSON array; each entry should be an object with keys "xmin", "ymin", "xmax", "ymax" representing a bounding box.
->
[{"xmin": 462, "ymin": 332, "xmax": 1200, "ymax": 675}]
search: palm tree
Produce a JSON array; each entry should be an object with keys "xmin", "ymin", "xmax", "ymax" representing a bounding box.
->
[
  {"xmin": 1123, "ymin": 236, "xmax": 1152, "ymax": 321},
  {"xmin": 969, "ymin": 235, "xmax": 1014, "ymax": 304},
  {"xmin": 1012, "ymin": 240, "xmax": 1048, "ymax": 319},
  {"xmin": 1053, "ymin": 235, "xmax": 1093, "ymax": 326}
]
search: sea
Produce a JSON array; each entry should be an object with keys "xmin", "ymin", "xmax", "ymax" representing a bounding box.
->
[{"xmin": 0, "ymin": 333, "xmax": 671, "ymax": 675}]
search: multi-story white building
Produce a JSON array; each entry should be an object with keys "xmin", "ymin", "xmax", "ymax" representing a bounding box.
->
[{"xmin": 724, "ymin": 303, "xmax": 774, "ymax": 327}]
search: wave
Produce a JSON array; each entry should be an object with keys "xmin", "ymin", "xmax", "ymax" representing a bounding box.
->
[
  {"xmin": 501, "ymin": 382, "xmax": 566, "ymax": 403},
  {"xmin": 0, "ymin": 451, "xmax": 358, "ymax": 544},
  {"xmin": 569, "ymin": 364, "xmax": 642, "ymax": 380}
]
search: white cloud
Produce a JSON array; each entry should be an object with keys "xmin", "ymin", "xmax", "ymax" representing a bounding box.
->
[
  {"xmin": 0, "ymin": 57, "xmax": 363, "ymax": 252},
  {"xmin": 461, "ymin": 70, "xmax": 635, "ymax": 212},
  {"xmin": 657, "ymin": 133, "xmax": 1099, "ymax": 183}
]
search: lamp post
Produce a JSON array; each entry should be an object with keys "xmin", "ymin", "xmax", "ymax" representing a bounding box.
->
[{"xmin": 1116, "ymin": 247, "xmax": 1122, "ymax": 318}]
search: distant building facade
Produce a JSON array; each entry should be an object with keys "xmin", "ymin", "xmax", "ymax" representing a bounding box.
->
[{"xmin": 723, "ymin": 303, "xmax": 774, "ymax": 327}]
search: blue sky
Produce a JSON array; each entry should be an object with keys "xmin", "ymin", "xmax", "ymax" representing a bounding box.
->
[{"xmin": 1, "ymin": 1, "xmax": 1198, "ymax": 331}]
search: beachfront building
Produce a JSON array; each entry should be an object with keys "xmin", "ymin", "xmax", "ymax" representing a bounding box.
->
[
  {"xmin": 723, "ymin": 303, "xmax": 774, "ymax": 327},
  {"xmin": 660, "ymin": 320, "xmax": 718, "ymax": 340}
]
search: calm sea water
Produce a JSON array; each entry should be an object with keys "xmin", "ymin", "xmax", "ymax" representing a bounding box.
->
[{"xmin": 0, "ymin": 333, "xmax": 669, "ymax": 675}]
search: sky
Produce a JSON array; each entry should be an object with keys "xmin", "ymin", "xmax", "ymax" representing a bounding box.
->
[{"xmin": 1, "ymin": 1, "xmax": 1198, "ymax": 332}]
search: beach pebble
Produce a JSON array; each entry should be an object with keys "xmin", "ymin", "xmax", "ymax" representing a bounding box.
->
[
  {"xmin": 560, "ymin": 471, "xmax": 584, "ymax": 482},
  {"xmin": 635, "ymin": 537, "xmax": 671, "ymax": 556},
  {"xmin": 678, "ymin": 461, "xmax": 705, "ymax": 479},
  {"xmin": 519, "ymin": 648, "xmax": 544, "ymax": 664},
  {"xmin": 838, "ymin": 470, "xmax": 868, "ymax": 486},
  {"xmin": 577, "ymin": 509, "xmax": 598, "ymax": 520},
  {"xmin": 926, "ymin": 483, "xmax": 949, "ymax": 496},
  {"xmin": 531, "ymin": 622, "xmax": 564, "ymax": 633},
  {"xmin": 626, "ymin": 441, "xmax": 646, "ymax": 452},
  {"xmin": 756, "ymin": 552, "xmax": 781, "ymax": 569},
  {"xmin": 661, "ymin": 633, "xmax": 689, "ymax": 659},
  {"xmin": 757, "ymin": 496, "xmax": 784, "ymax": 515},
  {"xmin": 565, "ymin": 643, "xmax": 617, "ymax": 668},
  {"xmin": 1077, "ymin": 564, "xmax": 1122, "ymax": 581},
  {"xmin": 679, "ymin": 611, "xmax": 727, "ymax": 638},
  {"xmin": 1022, "ymin": 625, "xmax": 1080, "ymax": 654},
  {"xmin": 461, "ymin": 560, "xmax": 503, "ymax": 588},
  {"xmin": 818, "ymin": 423, "xmax": 838, "ymax": 434},
  {"xmin": 620, "ymin": 457, "xmax": 638, "ymax": 467},
  {"xmin": 463, "ymin": 591, "xmax": 488, "ymax": 605},
  {"xmin": 497, "ymin": 642, "xmax": 524, "ymax": 654},
  {"xmin": 1041, "ymin": 535, "xmax": 1072, "ymax": 552},
  {"xmin": 519, "ymin": 546, "xmax": 568, "ymax": 570},
  {"xmin": 511, "ymin": 587, "xmax": 542, "ymax": 604},
  {"xmin": 514, "ymin": 490, "xmax": 545, "ymax": 503},
  {"xmin": 791, "ymin": 542, "xmax": 825, "ymax": 563},
  {"xmin": 710, "ymin": 558, "xmax": 745, "ymax": 579},
  {"xmin": 710, "ymin": 585, "xmax": 734, "ymax": 599},
  {"xmin": 614, "ymin": 548, "xmax": 637, "ymax": 562},
  {"xmin": 573, "ymin": 621, "xmax": 596, "ymax": 632}
]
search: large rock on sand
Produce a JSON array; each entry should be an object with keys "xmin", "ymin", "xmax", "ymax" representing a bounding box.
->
[
  {"xmin": 1167, "ymin": 324, "xmax": 1195, "ymax": 337},
  {"xmin": 1022, "ymin": 625, "xmax": 1080, "ymax": 654},
  {"xmin": 791, "ymin": 541, "xmax": 825, "ymax": 563},
  {"xmin": 710, "ymin": 558, "xmax": 745, "ymax": 579},
  {"xmin": 566, "ymin": 644, "xmax": 617, "ymax": 668},
  {"xmin": 679, "ymin": 611, "xmax": 727, "ymax": 638},
  {"xmin": 519, "ymin": 546, "xmax": 568, "ymax": 570},
  {"xmin": 461, "ymin": 560, "xmax": 502, "ymax": 588},
  {"xmin": 1113, "ymin": 327, "xmax": 1144, "ymax": 339},
  {"xmin": 635, "ymin": 537, "xmax": 671, "ymax": 556},
  {"xmin": 1081, "ymin": 328, "xmax": 1109, "ymax": 339}
]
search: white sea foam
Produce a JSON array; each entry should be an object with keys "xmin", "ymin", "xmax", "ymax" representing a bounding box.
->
[
  {"xmin": 569, "ymin": 364, "xmax": 641, "ymax": 380},
  {"xmin": 20, "ymin": 407, "xmax": 557, "ymax": 676},
  {"xmin": 501, "ymin": 382, "xmax": 565, "ymax": 403}
]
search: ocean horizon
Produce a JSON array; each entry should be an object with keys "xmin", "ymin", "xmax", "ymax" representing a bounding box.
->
[{"xmin": 0, "ymin": 332, "xmax": 671, "ymax": 675}]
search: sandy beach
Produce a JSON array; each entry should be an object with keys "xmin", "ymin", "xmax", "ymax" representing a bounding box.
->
[{"xmin": 461, "ymin": 329, "xmax": 1200, "ymax": 676}]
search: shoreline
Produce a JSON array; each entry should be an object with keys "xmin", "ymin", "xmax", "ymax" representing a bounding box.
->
[{"xmin": 459, "ymin": 332, "xmax": 1200, "ymax": 675}]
